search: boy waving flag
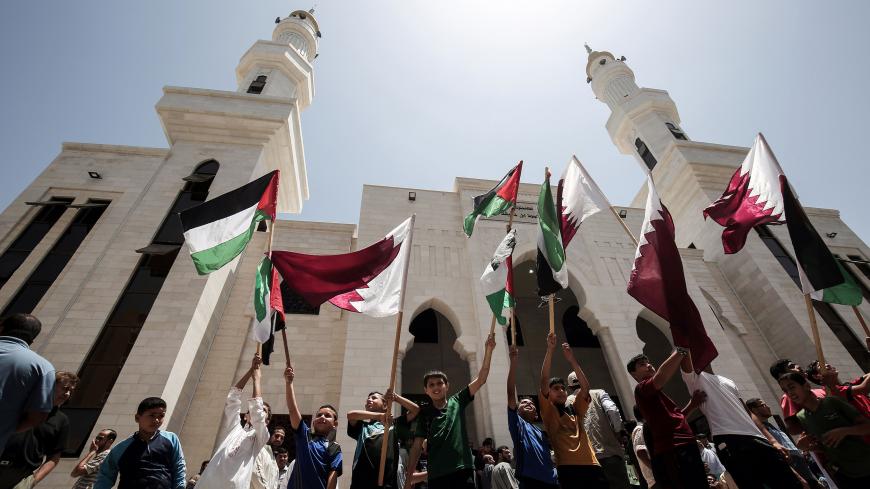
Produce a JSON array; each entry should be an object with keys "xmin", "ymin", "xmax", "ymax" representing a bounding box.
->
[
  {"xmin": 463, "ymin": 161, "xmax": 523, "ymax": 237},
  {"xmin": 628, "ymin": 173, "xmax": 717, "ymax": 372},
  {"xmin": 180, "ymin": 170, "xmax": 279, "ymax": 275},
  {"xmin": 480, "ymin": 229, "xmax": 517, "ymax": 325}
]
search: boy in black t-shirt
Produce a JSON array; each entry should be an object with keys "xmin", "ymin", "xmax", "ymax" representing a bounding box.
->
[{"xmin": 347, "ymin": 390, "xmax": 420, "ymax": 489}]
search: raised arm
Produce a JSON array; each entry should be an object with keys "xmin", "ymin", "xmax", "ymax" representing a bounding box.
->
[
  {"xmin": 70, "ymin": 441, "xmax": 98, "ymax": 477},
  {"xmin": 540, "ymin": 333, "xmax": 557, "ymax": 396},
  {"xmin": 652, "ymin": 348, "xmax": 689, "ymax": 390},
  {"xmin": 850, "ymin": 372, "xmax": 870, "ymax": 396},
  {"xmin": 251, "ymin": 353, "xmax": 262, "ymax": 399},
  {"xmin": 403, "ymin": 437, "xmax": 424, "ymax": 489},
  {"xmin": 284, "ymin": 365, "xmax": 302, "ymax": 430},
  {"xmin": 507, "ymin": 346, "xmax": 519, "ymax": 410},
  {"xmin": 562, "ymin": 342, "xmax": 591, "ymax": 408},
  {"xmin": 469, "ymin": 333, "xmax": 497, "ymax": 396},
  {"xmin": 386, "ymin": 389, "xmax": 420, "ymax": 421},
  {"xmin": 347, "ymin": 411, "xmax": 387, "ymax": 423}
]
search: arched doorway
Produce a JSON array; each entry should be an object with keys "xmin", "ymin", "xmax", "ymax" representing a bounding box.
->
[
  {"xmin": 510, "ymin": 260, "xmax": 622, "ymax": 411},
  {"xmin": 635, "ymin": 315, "xmax": 691, "ymax": 406},
  {"xmin": 401, "ymin": 307, "xmax": 478, "ymax": 441}
]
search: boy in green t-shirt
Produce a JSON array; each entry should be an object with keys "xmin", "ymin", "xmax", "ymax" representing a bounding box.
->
[
  {"xmin": 779, "ymin": 371, "xmax": 870, "ymax": 489},
  {"xmin": 403, "ymin": 333, "xmax": 496, "ymax": 489}
]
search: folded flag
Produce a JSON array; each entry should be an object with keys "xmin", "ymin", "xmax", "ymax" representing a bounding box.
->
[
  {"xmin": 251, "ymin": 256, "xmax": 284, "ymax": 344},
  {"xmin": 536, "ymin": 170, "xmax": 568, "ymax": 296},
  {"xmin": 629, "ymin": 174, "xmax": 718, "ymax": 372},
  {"xmin": 463, "ymin": 161, "xmax": 523, "ymax": 237},
  {"xmin": 272, "ymin": 216, "xmax": 415, "ymax": 317},
  {"xmin": 180, "ymin": 170, "xmax": 279, "ymax": 275},
  {"xmin": 558, "ymin": 155, "xmax": 609, "ymax": 248},
  {"xmin": 481, "ymin": 229, "xmax": 517, "ymax": 325}
]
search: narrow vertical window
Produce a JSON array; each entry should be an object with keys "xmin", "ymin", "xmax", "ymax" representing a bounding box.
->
[
  {"xmin": 1, "ymin": 200, "xmax": 109, "ymax": 317},
  {"xmin": 665, "ymin": 122, "xmax": 688, "ymax": 140},
  {"xmin": 62, "ymin": 161, "xmax": 219, "ymax": 456},
  {"xmin": 635, "ymin": 138, "xmax": 658, "ymax": 171},
  {"xmin": 247, "ymin": 75, "xmax": 267, "ymax": 94},
  {"xmin": 0, "ymin": 197, "xmax": 73, "ymax": 291}
]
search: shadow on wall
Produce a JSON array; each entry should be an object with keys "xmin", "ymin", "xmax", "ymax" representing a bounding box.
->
[{"xmin": 635, "ymin": 316, "xmax": 690, "ymax": 406}]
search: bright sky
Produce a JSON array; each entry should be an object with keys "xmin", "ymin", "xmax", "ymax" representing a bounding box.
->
[{"xmin": 1, "ymin": 1, "xmax": 868, "ymax": 241}]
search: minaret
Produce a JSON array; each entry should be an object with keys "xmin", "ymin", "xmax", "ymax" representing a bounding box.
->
[
  {"xmin": 236, "ymin": 9, "xmax": 321, "ymax": 108},
  {"xmin": 585, "ymin": 45, "xmax": 688, "ymax": 173}
]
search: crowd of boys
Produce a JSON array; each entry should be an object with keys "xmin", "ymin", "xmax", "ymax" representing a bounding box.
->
[{"xmin": 3, "ymin": 310, "xmax": 870, "ymax": 489}]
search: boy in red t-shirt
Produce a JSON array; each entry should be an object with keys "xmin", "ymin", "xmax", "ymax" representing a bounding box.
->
[
  {"xmin": 806, "ymin": 361, "xmax": 870, "ymax": 420},
  {"xmin": 627, "ymin": 348, "xmax": 708, "ymax": 489}
]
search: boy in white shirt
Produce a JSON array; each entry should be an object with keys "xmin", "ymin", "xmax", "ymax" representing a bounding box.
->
[{"xmin": 197, "ymin": 354, "xmax": 271, "ymax": 489}]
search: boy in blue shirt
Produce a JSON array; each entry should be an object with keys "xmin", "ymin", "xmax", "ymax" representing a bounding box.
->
[
  {"xmin": 284, "ymin": 364, "xmax": 343, "ymax": 489},
  {"xmin": 94, "ymin": 397, "xmax": 186, "ymax": 489},
  {"xmin": 507, "ymin": 346, "xmax": 559, "ymax": 489}
]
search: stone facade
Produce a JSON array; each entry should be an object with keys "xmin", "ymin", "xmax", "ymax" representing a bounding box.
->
[{"xmin": 1, "ymin": 24, "xmax": 868, "ymax": 489}]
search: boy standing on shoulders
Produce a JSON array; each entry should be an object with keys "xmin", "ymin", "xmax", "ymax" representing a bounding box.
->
[
  {"xmin": 539, "ymin": 333, "xmax": 606, "ymax": 489},
  {"xmin": 196, "ymin": 354, "xmax": 270, "ymax": 489},
  {"xmin": 506, "ymin": 346, "xmax": 558, "ymax": 489},
  {"xmin": 284, "ymin": 364, "xmax": 343, "ymax": 489},
  {"xmin": 347, "ymin": 389, "xmax": 420, "ymax": 489},
  {"xmin": 404, "ymin": 332, "xmax": 497, "ymax": 489},
  {"xmin": 94, "ymin": 397, "xmax": 186, "ymax": 489}
]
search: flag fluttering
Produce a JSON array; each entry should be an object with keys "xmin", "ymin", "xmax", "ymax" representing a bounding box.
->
[
  {"xmin": 557, "ymin": 155, "xmax": 608, "ymax": 248},
  {"xmin": 481, "ymin": 229, "xmax": 517, "ymax": 325},
  {"xmin": 463, "ymin": 161, "xmax": 523, "ymax": 237},
  {"xmin": 180, "ymin": 170, "xmax": 279, "ymax": 275},
  {"xmin": 629, "ymin": 174, "xmax": 718, "ymax": 372},
  {"xmin": 703, "ymin": 134, "xmax": 785, "ymax": 254},
  {"xmin": 271, "ymin": 217, "xmax": 414, "ymax": 318},
  {"xmin": 536, "ymin": 170, "xmax": 568, "ymax": 296},
  {"xmin": 252, "ymin": 256, "xmax": 284, "ymax": 344}
]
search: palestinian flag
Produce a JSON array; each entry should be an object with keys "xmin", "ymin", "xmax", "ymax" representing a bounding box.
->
[
  {"xmin": 272, "ymin": 216, "xmax": 415, "ymax": 318},
  {"xmin": 480, "ymin": 229, "xmax": 517, "ymax": 325},
  {"xmin": 536, "ymin": 171, "xmax": 568, "ymax": 296},
  {"xmin": 780, "ymin": 176, "xmax": 852, "ymax": 301},
  {"xmin": 180, "ymin": 171, "xmax": 279, "ymax": 275},
  {"xmin": 251, "ymin": 256, "xmax": 284, "ymax": 344},
  {"xmin": 629, "ymin": 174, "xmax": 718, "ymax": 372},
  {"xmin": 463, "ymin": 161, "xmax": 523, "ymax": 237}
]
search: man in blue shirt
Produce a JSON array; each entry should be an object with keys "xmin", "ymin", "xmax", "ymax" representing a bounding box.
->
[
  {"xmin": 506, "ymin": 347, "xmax": 558, "ymax": 489},
  {"xmin": 0, "ymin": 313, "xmax": 55, "ymax": 453}
]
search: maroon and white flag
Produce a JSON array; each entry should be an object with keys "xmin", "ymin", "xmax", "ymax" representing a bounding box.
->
[
  {"xmin": 271, "ymin": 216, "xmax": 414, "ymax": 318},
  {"xmin": 628, "ymin": 174, "xmax": 718, "ymax": 372},
  {"xmin": 703, "ymin": 133, "xmax": 785, "ymax": 254}
]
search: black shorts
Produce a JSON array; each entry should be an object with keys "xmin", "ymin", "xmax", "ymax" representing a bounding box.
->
[
  {"xmin": 555, "ymin": 465, "xmax": 608, "ymax": 489},
  {"xmin": 517, "ymin": 475, "xmax": 559, "ymax": 489},
  {"xmin": 428, "ymin": 468, "xmax": 475, "ymax": 489}
]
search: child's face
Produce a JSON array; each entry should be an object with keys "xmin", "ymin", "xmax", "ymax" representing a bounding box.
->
[
  {"xmin": 135, "ymin": 407, "xmax": 166, "ymax": 434},
  {"xmin": 630, "ymin": 360, "xmax": 656, "ymax": 382},
  {"xmin": 312, "ymin": 407, "xmax": 337, "ymax": 436},
  {"xmin": 365, "ymin": 393, "xmax": 386, "ymax": 412},
  {"xmin": 517, "ymin": 398, "xmax": 538, "ymax": 420},
  {"xmin": 548, "ymin": 383, "xmax": 568, "ymax": 405},
  {"xmin": 779, "ymin": 378, "xmax": 810, "ymax": 406},
  {"xmin": 276, "ymin": 452, "xmax": 288, "ymax": 469},
  {"xmin": 425, "ymin": 377, "xmax": 448, "ymax": 402}
]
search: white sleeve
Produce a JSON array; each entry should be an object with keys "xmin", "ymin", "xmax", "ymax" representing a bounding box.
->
[
  {"xmin": 599, "ymin": 391, "xmax": 624, "ymax": 433},
  {"xmin": 680, "ymin": 369, "xmax": 698, "ymax": 392},
  {"xmin": 218, "ymin": 388, "xmax": 244, "ymax": 443},
  {"xmin": 248, "ymin": 397, "xmax": 271, "ymax": 448}
]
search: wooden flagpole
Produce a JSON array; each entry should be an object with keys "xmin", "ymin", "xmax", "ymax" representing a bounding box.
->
[
  {"xmin": 548, "ymin": 294, "xmax": 555, "ymax": 335},
  {"xmin": 804, "ymin": 294, "xmax": 827, "ymax": 367},
  {"xmin": 852, "ymin": 306, "xmax": 870, "ymax": 339},
  {"xmin": 609, "ymin": 207, "xmax": 640, "ymax": 248},
  {"xmin": 266, "ymin": 219, "xmax": 291, "ymax": 364},
  {"xmin": 378, "ymin": 215, "xmax": 416, "ymax": 487},
  {"xmin": 506, "ymin": 207, "xmax": 518, "ymax": 346}
]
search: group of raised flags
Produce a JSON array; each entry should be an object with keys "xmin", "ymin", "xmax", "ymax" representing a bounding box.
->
[{"xmin": 171, "ymin": 129, "xmax": 860, "ymax": 377}]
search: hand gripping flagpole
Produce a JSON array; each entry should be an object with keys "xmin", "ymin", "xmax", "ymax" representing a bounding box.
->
[{"xmin": 378, "ymin": 214, "xmax": 416, "ymax": 487}]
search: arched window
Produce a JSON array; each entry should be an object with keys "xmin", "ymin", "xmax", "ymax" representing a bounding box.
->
[
  {"xmin": 562, "ymin": 306, "xmax": 599, "ymax": 348},
  {"xmin": 62, "ymin": 160, "xmax": 220, "ymax": 457},
  {"xmin": 635, "ymin": 138, "xmax": 657, "ymax": 171},
  {"xmin": 665, "ymin": 122, "xmax": 688, "ymax": 140},
  {"xmin": 247, "ymin": 75, "xmax": 267, "ymax": 94}
]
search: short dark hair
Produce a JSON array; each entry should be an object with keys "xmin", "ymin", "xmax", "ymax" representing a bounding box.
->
[
  {"xmin": 423, "ymin": 370, "xmax": 448, "ymax": 387},
  {"xmin": 368, "ymin": 391, "xmax": 384, "ymax": 399},
  {"xmin": 496, "ymin": 445, "xmax": 509, "ymax": 454},
  {"xmin": 0, "ymin": 313, "xmax": 42, "ymax": 344},
  {"xmin": 100, "ymin": 429, "xmax": 117, "ymax": 441},
  {"xmin": 548, "ymin": 377, "xmax": 565, "ymax": 388},
  {"xmin": 745, "ymin": 398, "xmax": 763, "ymax": 410},
  {"xmin": 632, "ymin": 405, "xmax": 643, "ymax": 421},
  {"xmin": 805, "ymin": 361, "xmax": 824, "ymax": 385},
  {"xmin": 318, "ymin": 404, "xmax": 338, "ymax": 419},
  {"xmin": 482, "ymin": 437, "xmax": 494, "ymax": 447},
  {"xmin": 273, "ymin": 447, "xmax": 288, "ymax": 455},
  {"xmin": 271, "ymin": 425, "xmax": 287, "ymax": 434},
  {"xmin": 137, "ymin": 397, "xmax": 167, "ymax": 415},
  {"xmin": 769, "ymin": 359, "xmax": 792, "ymax": 380},
  {"xmin": 778, "ymin": 372, "xmax": 807, "ymax": 386},
  {"xmin": 627, "ymin": 354, "xmax": 649, "ymax": 373}
]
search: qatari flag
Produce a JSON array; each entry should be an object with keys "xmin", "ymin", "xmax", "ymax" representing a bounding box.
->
[
  {"xmin": 271, "ymin": 217, "xmax": 414, "ymax": 318},
  {"xmin": 628, "ymin": 174, "xmax": 718, "ymax": 372},
  {"xmin": 703, "ymin": 134, "xmax": 786, "ymax": 253}
]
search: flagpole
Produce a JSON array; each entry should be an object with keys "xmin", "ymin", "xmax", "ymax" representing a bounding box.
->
[
  {"xmin": 378, "ymin": 214, "xmax": 416, "ymax": 487},
  {"xmin": 548, "ymin": 294, "xmax": 555, "ymax": 335},
  {"xmin": 851, "ymin": 306, "xmax": 870, "ymax": 339},
  {"xmin": 609, "ymin": 207, "xmax": 640, "ymax": 247},
  {"xmin": 804, "ymin": 294, "xmax": 827, "ymax": 367},
  {"xmin": 506, "ymin": 206, "xmax": 518, "ymax": 345}
]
